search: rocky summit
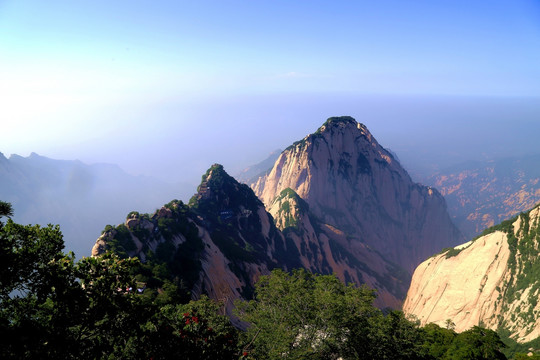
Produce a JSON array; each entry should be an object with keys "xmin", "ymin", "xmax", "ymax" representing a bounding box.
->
[{"xmin": 252, "ymin": 116, "xmax": 464, "ymax": 272}]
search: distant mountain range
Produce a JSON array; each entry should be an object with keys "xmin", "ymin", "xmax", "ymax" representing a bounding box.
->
[
  {"xmin": 235, "ymin": 149, "xmax": 281, "ymax": 185},
  {"xmin": 0, "ymin": 152, "xmax": 192, "ymax": 257},
  {"xmin": 425, "ymin": 155, "xmax": 540, "ymax": 239}
]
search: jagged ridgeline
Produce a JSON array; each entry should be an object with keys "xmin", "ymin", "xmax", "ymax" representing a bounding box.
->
[
  {"xmin": 94, "ymin": 116, "xmax": 465, "ymax": 313},
  {"xmin": 93, "ymin": 162, "xmax": 410, "ymax": 313},
  {"xmin": 404, "ymin": 202, "xmax": 540, "ymax": 345}
]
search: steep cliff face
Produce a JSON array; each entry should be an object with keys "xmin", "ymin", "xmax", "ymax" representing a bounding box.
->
[
  {"xmin": 253, "ymin": 117, "xmax": 463, "ymax": 271},
  {"xmin": 93, "ymin": 164, "xmax": 408, "ymax": 315},
  {"xmin": 404, "ymin": 204, "xmax": 540, "ymax": 343}
]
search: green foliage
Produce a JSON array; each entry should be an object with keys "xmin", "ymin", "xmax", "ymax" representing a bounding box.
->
[
  {"xmin": 364, "ymin": 310, "xmax": 426, "ymax": 360},
  {"xmin": 100, "ymin": 199, "xmax": 205, "ymax": 305},
  {"xmin": 273, "ymin": 188, "xmax": 310, "ymax": 230},
  {"xmin": 0, "ymin": 206, "xmax": 239, "ymax": 359},
  {"xmin": 498, "ymin": 328, "xmax": 540, "ymax": 359},
  {"xmin": 211, "ymin": 229, "xmax": 256, "ymax": 264},
  {"xmin": 190, "ymin": 164, "xmax": 262, "ymax": 217},
  {"xmin": 443, "ymin": 326, "xmax": 507, "ymax": 360},
  {"xmin": 444, "ymin": 247, "xmax": 464, "ymax": 259},
  {"xmin": 515, "ymin": 354, "xmax": 540, "ymax": 360},
  {"xmin": 235, "ymin": 269, "xmax": 508, "ymax": 360},
  {"xmin": 0, "ymin": 224, "xmax": 146, "ymax": 359},
  {"xmin": 0, "ymin": 200, "xmax": 13, "ymax": 218},
  {"xmin": 127, "ymin": 210, "xmax": 140, "ymax": 219},
  {"xmin": 477, "ymin": 216, "xmax": 516, "ymax": 239},
  {"xmin": 106, "ymin": 223, "xmax": 136, "ymax": 258},
  {"xmin": 140, "ymin": 296, "xmax": 238, "ymax": 359},
  {"xmin": 420, "ymin": 323, "xmax": 457, "ymax": 358},
  {"xmin": 0, "ymin": 202, "xmax": 514, "ymax": 359},
  {"xmin": 0, "ymin": 219, "xmax": 65, "ymax": 301},
  {"xmin": 496, "ymin": 210, "xmax": 540, "ymax": 329},
  {"xmin": 236, "ymin": 268, "xmax": 380, "ymax": 359},
  {"xmin": 431, "ymin": 245, "xmax": 467, "ymax": 259}
]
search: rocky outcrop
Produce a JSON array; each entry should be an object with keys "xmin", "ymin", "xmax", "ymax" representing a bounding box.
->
[
  {"xmin": 253, "ymin": 117, "xmax": 463, "ymax": 272},
  {"xmin": 404, "ymin": 203, "xmax": 540, "ymax": 343},
  {"xmin": 91, "ymin": 117, "xmax": 464, "ymax": 314}
]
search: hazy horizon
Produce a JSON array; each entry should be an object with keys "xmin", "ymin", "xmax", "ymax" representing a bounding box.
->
[
  {"xmin": 2, "ymin": 1, "xmax": 540, "ymax": 188},
  {"xmin": 4, "ymin": 93, "xmax": 540, "ymax": 188}
]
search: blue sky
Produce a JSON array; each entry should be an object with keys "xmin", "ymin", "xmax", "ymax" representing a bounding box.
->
[{"xmin": 1, "ymin": 0, "xmax": 540, "ymax": 186}]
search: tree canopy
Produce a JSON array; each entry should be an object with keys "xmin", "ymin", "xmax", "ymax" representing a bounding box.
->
[{"xmin": 0, "ymin": 201, "xmax": 516, "ymax": 359}]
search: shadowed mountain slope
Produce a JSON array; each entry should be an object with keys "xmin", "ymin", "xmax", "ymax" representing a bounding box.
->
[{"xmin": 92, "ymin": 164, "xmax": 409, "ymax": 313}]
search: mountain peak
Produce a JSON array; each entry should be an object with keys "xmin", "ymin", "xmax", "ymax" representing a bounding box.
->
[
  {"xmin": 318, "ymin": 116, "xmax": 357, "ymax": 129},
  {"xmin": 253, "ymin": 117, "xmax": 463, "ymax": 271},
  {"xmin": 190, "ymin": 164, "xmax": 262, "ymax": 218},
  {"xmin": 315, "ymin": 116, "xmax": 368, "ymax": 136}
]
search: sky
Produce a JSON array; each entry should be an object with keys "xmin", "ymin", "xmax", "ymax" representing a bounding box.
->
[{"xmin": 1, "ymin": 0, "xmax": 540, "ymax": 187}]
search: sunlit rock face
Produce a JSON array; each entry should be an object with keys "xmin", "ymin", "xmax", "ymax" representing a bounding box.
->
[
  {"xmin": 253, "ymin": 117, "xmax": 463, "ymax": 272},
  {"xmin": 404, "ymin": 204, "xmax": 540, "ymax": 343}
]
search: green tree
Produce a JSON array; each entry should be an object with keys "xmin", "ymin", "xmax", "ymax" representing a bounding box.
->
[
  {"xmin": 0, "ymin": 214, "xmax": 70, "ymax": 358},
  {"xmin": 141, "ymin": 295, "xmax": 238, "ymax": 359},
  {"xmin": 443, "ymin": 326, "xmax": 507, "ymax": 360},
  {"xmin": 69, "ymin": 253, "xmax": 146, "ymax": 358},
  {"xmin": 235, "ymin": 268, "xmax": 378, "ymax": 359},
  {"xmin": 0, "ymin": 201, "xmax": 239, "ymax": 359},
  {"xmin": 365, "ymin": 310, "xmax": 426, "ymax": 360},
  {"xmin": 420, "ymin": 323, "xmax": 456, "ymax": 359},
  {"xmin": 515, "ymin": 354, "xmax": 540, "ymax": 360},
  {"xmin": 0, "ymin": 200, "xmax": 13, "ymax": 218}
]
